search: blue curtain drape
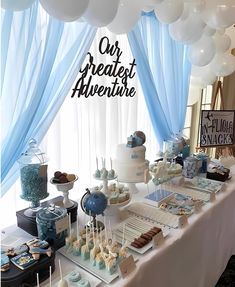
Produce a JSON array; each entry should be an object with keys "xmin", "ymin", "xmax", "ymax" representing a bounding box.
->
[
  {"xmin": 128, "ymin": 11, "xmax": 191, "ymax": 147},
  {"xmin": 1, "ymin": 2, "xmax": 97, "ymax": 196}
]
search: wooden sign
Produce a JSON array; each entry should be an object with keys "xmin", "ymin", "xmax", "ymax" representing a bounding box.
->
[{"xmin": 200, "ymin": 110, "xmax": 235, "ymax": 147}]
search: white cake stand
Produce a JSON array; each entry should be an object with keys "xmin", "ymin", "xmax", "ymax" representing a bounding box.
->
[
  {"xmin": 118, "ymin": 177, "xmax": 152, "ymax": 194},
  {"xmin": 50, "ymin": 176, "xmax": 78, "ymax": 208}
]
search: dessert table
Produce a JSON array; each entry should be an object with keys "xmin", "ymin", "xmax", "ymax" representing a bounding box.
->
[{"xmin": 2, "ymin": 166, "xmax": 235, "ymax": 287}]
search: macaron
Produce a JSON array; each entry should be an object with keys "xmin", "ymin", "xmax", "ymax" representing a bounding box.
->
[
  {"xmin": 54, "ymin": 171, "xmax": 62, "ymax": 178},
  {"xmin": 66, "ymin": 174, "xmax": 76, "ymax": 182},
  {"xmin": 59, "ymin": 175, "xmax": 68, "ymax": 183}
]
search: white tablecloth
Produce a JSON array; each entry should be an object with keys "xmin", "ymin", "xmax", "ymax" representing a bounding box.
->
[{"xmin": 2, "ymin": 166, "xmax": 235, "ymax": 287}]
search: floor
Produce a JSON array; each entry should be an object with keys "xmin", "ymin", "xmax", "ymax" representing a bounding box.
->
[{"xmin": 216, "ymin": 256, "xmax": 235, "ymax": 287}]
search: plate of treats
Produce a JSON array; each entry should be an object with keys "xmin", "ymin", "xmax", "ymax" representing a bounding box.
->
[
  {"xmin": 48, "ymin": 267, "xmax": 102, "ymax": 287},
  {"xmin": 112, "ymin": 217, "xmax": 171, "ymax": 255},
  {"xmin": 59, "ymin": 224, "xmax": 136, "ymax": 284},
  {"xmin": 107, "ymin": 183, "xmax": 131, "ymax": 207},
  {"xmin": 159, "ymin": 193, "xmax": 204, "ymax": 216},
  {"xmin": 183, "ymin": 176, "xmax": 224, "ymax": 194}
]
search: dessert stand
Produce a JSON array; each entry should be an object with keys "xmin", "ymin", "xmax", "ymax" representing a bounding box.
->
[{"xmin": 50, "ymin": 176, "xmax": 78, "ymax": 208}]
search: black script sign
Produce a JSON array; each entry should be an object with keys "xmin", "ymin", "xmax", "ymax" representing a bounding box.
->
[
  {"xmin": 200, "ymin": 110, "xmax": 235, "ymax": 147},
  {"xmin": 71, "ymin": 36, "xmax": 137, "ymax": 98}
]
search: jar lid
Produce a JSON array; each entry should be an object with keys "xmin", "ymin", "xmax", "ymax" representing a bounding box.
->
[
  {"xmin": 18, "ymin": 139, "xmax": 48, "ymax": 165},
  {"xmin": 36, "ymin": 205, "xmax": 67, "ymax": 221}
]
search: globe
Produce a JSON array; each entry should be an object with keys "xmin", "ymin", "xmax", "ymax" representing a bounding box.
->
[{"xmin": 82, "ymin": 190, "xmax": 107, "ymax": 216}]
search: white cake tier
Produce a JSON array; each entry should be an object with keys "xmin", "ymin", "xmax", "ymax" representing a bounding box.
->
[
  {"xmin": 114, "ymin": 160, "xmax": 149, "ymax": 183},
  {"xmin": 116, "ymin": 144, "xmax": 146, "ymax": 163}
]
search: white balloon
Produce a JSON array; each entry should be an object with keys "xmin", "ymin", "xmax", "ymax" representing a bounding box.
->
[
  {"xmin": 107, "ymin": 0, "xmax": 141, "ymax": 34},
  {"xmin": 191, "ymin": 64, "xmax": 217, "ymax": 85},
  {"xmin": 83, "ymin": 0, "xmax": 120, "ymax": 27},
  {"xmin": 188, "ymin": 35, "xmax": 216, "ymax": 66},
  {"xmin": 210, "ymin": 53, "xmax": 235, "ymax": 76},
  {"xmin": 169, "ymin": 11, "xmax": 205, "ymax": 44},
  {"xmin": 154, "ymin": 0, "xmax": 184, "ymax": 24},
  {"xmin": 213, "ymin": 33, "xmax": 231, "ymax": 53},
  {"xmin": 140, "ymin": 0, "xmax": 163, "ymax": 10},
  {"xmin": 202, "ymin": 0, "xmax": 235, "ymax": 29},
  {"xmin": 1, "ymin": 0, "xmax": 36, "ymax": 11},
  {"xmin": 203, "ymin": 25, "xmax": 216, "ymax": 36},
  {"xmin": 141, "ymin": 0, "xmax": 164, "ymax": 12},
  {"xmin": 190, "ymin": 76, "xmax": 207, "ymax": 88},
  {"xmin": 39, "ymin": 0, "xmax": 88, "ymax": 22}
]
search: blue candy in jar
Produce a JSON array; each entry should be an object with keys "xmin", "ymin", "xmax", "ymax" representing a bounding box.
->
[
  {"xmin": 36, "ymin": 205, "xmax": 68, "ymax": 249},
  {"xmin": 18, "ymin": 139, "xmax": 49, "ymax": 210},
  {"xmin": 183, "ymin": 157, "xmax": 198, "ymax": 178}
]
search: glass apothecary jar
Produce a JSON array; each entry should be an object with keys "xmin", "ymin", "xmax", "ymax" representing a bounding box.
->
[
  {"xmin": 36, "ymin": 205, "xmax": 68, "ymax": 249},
  {"xmin": 18, "ymin": 139, "xmax": 49, "ymax": 217}
]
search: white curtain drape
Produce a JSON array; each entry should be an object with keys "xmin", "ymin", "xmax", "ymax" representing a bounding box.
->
[{"xmin": 0, "ymin": 28, "xmax": 159, "ymax": 229}]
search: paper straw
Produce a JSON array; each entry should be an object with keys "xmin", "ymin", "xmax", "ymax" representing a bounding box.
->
[
  {"xmin": 36, "ymin": 273, "xmax": 39, "ymax": 287},
  {"xmin": 49, "ymin": 266, "xmax": 52, "ymax": 287},
  {"xmin": 96, "ymin": 157, "xmax": 98, "ymax": 170},
  {"xmin": 110, "ymin": 157, "xmax": 112, "ymax": 169},
  {"xmin": 104, "ymin": 158, "xmax": 106, "ymax": 168},
  {"xmin": 59, "ymin": 259, "xmax": 63, "ymax": 281}
]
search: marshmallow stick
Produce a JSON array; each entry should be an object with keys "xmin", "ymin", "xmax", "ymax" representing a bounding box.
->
[
  {"xmin": 104, "ymin": 216, "xmax": 108, "ymax": 243},
  {"xmin": 122, "ymin": 224, "xmax": 125, "ymax": 246},
  {"xmin": 96, "ymin": 157, "xmax": 98, "ymax": 170},
  {"xmin": 85, "ymin": 225, "xmax": 88, "ymax": 247},
  {"xmin": 99, "ymin": 227, "xmax": 103, "ymax": 243},
  {"xmin": 96, "ymin": 217, "xmax": 99, "ymax": 242},
  {"xmin": 49, "ymin": 266, "xmax": 52, "ymax": 287},
  {"xmin": 92, "ymin": 222, "xmax": 95, "ymax": 246},
  {"xmin": 68, "ymin": 213, "xmax": 71, "ymax": 236},
  {"xmin": 76, "ymin": 216, "xmax": 79, "ymax": 239},
  {"xmin": 58, "ymin": 259, "xmax": 63, "ymax": 281},
  {"xmin": 89, "ymin": 211, "xmax": 92, "ymax": 232},
  {"xmin": 109, "ymin": 219, "xmax": 113, "ymax": 241},
  {"xmin": 36, "ymin": 273, "xmax": 40, "ymax": 287}
]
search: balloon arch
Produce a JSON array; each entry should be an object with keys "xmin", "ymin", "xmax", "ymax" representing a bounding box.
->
[{"xmin": 1, "ymin": 0, "xmax": 235, "ymax": 87}]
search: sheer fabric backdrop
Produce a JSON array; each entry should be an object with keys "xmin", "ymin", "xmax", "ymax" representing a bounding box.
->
[{"xmin": 0, "ymin": 28, "xmax": 158, "ymax": 228}]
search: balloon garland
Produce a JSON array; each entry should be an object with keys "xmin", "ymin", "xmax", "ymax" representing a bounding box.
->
[{"xmin": 1, "ymin": 0, "xmax": 235, "ymax": 84}]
